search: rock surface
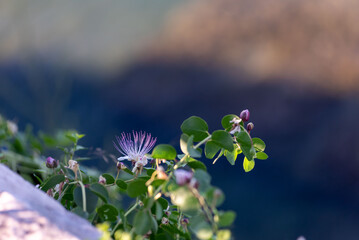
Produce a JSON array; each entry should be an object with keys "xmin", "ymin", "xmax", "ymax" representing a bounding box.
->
[{"xmin": 0, "ymin": 164, "xmax": 101, "ymax": 240}]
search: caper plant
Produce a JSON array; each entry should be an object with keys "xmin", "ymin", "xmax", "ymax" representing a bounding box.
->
[{"xmin": 0, "ymin": 111, "xmax": 268, "ymax": 240}]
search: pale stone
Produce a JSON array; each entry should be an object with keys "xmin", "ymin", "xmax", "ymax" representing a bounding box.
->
[{"xmin": 0, "ymin": 164, "xmax": 101, "ymax": 240}]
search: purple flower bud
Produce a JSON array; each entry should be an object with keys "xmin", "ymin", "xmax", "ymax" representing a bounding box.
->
[
  {"xmin": 240, "ymin": 109, "xmax": 250, "ymax": 122},
  {"xmin": 180, "ymin": 218, "xmax": 189, "ymax": 225},
  {"xmin": 189, "ymin": 178, "xmax": 199, "ymax": 189},
  {"xmin": 117, "ymin": 162, "xmax": 126, "ymax": 171},
  {"xmin": 174, "ymin": 169, "xmax": 193, "ymax": 186},
  {"xmin": 98, "ymin": 176, "xmax": 106, "ymax": 185},
  {"xmin": 246, "ymin": 122, "xmax": 254, "ymax": 133},
  {"xmin": 164, "ymin": 210, "xmax": 171, "ymax": 216},
  {"xmin": 161, "ymin": 217, "xmax": 169, "ymax": 225},
  {"xmin": 46, "ymin": 157, "xmax": 58, "ymax": 169}
]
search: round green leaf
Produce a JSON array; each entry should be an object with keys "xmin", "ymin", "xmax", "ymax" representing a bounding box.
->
[
  {"xmin": 181, "ymin": 116, "xmax": 209, "ymax": 142},
  {"xmin": 235, "ymin": 127, "xmax": 255, "ymax": 161},
  {"xmin": 211, "ymin": 130, "xmax": 234, "ymax": 151},
  {"xmin": 41, "ymin": 175, "xmax": 65, "ymax": 192},
  {"xmin": 152, "ymin": 144, "xmax": 177, "ymax": 160},
  {"xmin": 256, "ymin": 152, "xmax": 268, "ymax": 160},
  {"xmin": 252, "ymin": 138, "xmax": 266, "ymax": 152},
  {"xmin": 116, "ymin": 179, "xmax": 127, "ymax": 190},
  {"xmin": 127, "ymin": 179, "xmax": 147, "ymax": 197},
  {"xmin": 217, "ymin": 211, "xmax": 236, "ymax": 227},
  {"xmin": 90, "ymin": 183, "xmax": 109, "ymax": 203},
  {"xmin": 187, "ymin": 135, "xmax": 202, "ymax": 158},
  {"xmin": 204, "ymin": 141, "xmax": 221, "ymax": 159},
  {"xmin": 187, "ymin": 159, "xmax": 207, "ymax": 171},
  {"xmin": 134, "ymin": 210, "xmax": 152, "ymax": 235},
  {"xmin": 224, "ymin": 146, "xmax": 238, "ymax": 165},
  {"xmin": 101, "ymin": 173, "xmax": 115, "ymax": 184},
  {"xmin": 97, "ymin": 204, "xmax": 119, "ymax": 222},
  {"xmin": 243, "ymin": 157, "xmax": 255, "ymax": 172}
]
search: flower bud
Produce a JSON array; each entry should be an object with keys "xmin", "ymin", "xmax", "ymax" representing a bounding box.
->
[
  {"xmin": 180, "ymin": 218, "xmax": 189, "ymax": 225},
  {"xmin": 138, "ymin": 201, "xmax": 144, "ymax": 207},
  {"xmin": 164, "ymin": 210, "xmax": 171, "ymax": 216},
  {"xmin": 174, "ymin": 169, "xmax": 193, "ymax": 186},
  {"xmin": 189, "ymin": 178, "xmax": 199, "ymax": 189},
  {"xmin": 157, "ymin": 166, "xmax": 168, "ymax": 180},
  {"xmin": 214, "ymin": 189, "xmax": 223, "ymax": 199},
  {"xmin": 117, "ymin": 162, "xmax": 126, "ymax": 171},
  {"xmin": 7, "ymin": 121, "xmax": 18, "ymax": 135},
  {"xmin": 240, "ymin": 109, "xmax": 250, "ymax": 122},
  {"xmin": 98, "ymin": 175, "xmax": 106, "ymax": 185},
  {"xmin": 161, "ymin": 217, "xmax": 169, "ymax": 225},
  {"xmin": 46, "ymin": 157, "xmax": 58, "ymax": 169},
  {"xmin": 246, "ymin": 122, "xmax": 254, "ymax": 133}
]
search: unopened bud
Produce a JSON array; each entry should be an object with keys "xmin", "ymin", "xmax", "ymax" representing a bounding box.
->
[
  {"xmin": 46, "ymin": 157, "xmax": 58, "ymax": 169},
  {"xmin": 189, "ymin": 178, "xmax": 199, "ymax": 189},
  {"xmin": 180, "ymin": 218, "xmax": 189, "ymax": 225},
  {"xmin": 98, "ymin": 175, "xmax": 106, "ymax": 185},
  {"xmin": 214, "ymin": 189, "xmax": 223, "ymax": 199},
  {"xmin": 164, "ymin": 210, "xmax": 171, "ymax": 216},
  {"xmin": 161, "ymin": 217, "xmax": 169, "ymax": 225},
  {"xmin": 174, "ymin": 169, "xmax": 193, "ymax": 186},
  {"xmin": 157, "ymin": 166, "xmax": 168, "ymax": 180},
  {"xmin": 246, "ymin": 122, "xmax": 254, "ymax": 133},
  {"xmin": 240, "ymin": 109, "xmax": 250, "ymax": 122},
  {"xmin": 138, "ymin": 201, "xmax": 144, "ymax": 207},
  {"xmin": 117, "ymin": 162, "xmax": 126, "ymax": 171}
]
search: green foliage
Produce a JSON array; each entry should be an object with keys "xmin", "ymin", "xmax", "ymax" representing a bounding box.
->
[
  {"xmin": 152, "ymin": 144, "xmax": 177, "ymax": 160},
  {"xmin": 181, "ymin": 116, "xmax": 209, "ymax": 142},
  {"xmin": 0, "ymin": 112, "xmax": 268, "ymax": 240}
]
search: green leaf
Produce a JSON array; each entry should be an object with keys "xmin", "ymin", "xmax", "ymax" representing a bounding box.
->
[
  {"xmin": 187, "ymin": 135, "xmax": 202, "ymax": 158},
  {"xmin": 217, "ymin": 211, "xmax": 236, "ymax": 227},
  {"xmin": 41, "ymin": 175, "xmax": 65, "ymax": 192},
  {"xmin": 235, "ymin": 127, "xmax": 256, "ymax": 161},
  {"xmin": 204, "ymin": 141, "xmax": 221, "ymax": 159},
  {"xmin": 224, "ymin": 146, "xmax": 238, "ymax": 165},
  {"xmin": 170, "ymin": 187, "xmax": 200, "ymax": 215},
  {"xmin": 64, "ymin": 167, "xmax": 76, "ymax": 180},
  {"xmin": 181, "ymin": 116, "xmax": 209, "ymax": 142},
  {"xmin": 194, "ymin": 170, "xmax": 211, "ymax": 193},
  {"xmin": 127, "ymin": 179, "xmax": 147, "ymax": 197},
  {"xmin": 157, "ymin": 197, "xmax": 169, "ymax": 210},
  {"xmin": 205, "ymin": 188, "xmax": 225, "ymax": 207},
  {"xmin": 217, "ymin": 230, "xmax": 231, "ymax": 240},
  {"xmin": 74, "ymin": 187, "xmax": 98, "ymax": 213},
  {"xmin": 243, "ymin": 157, "xmax": 255, "ymax": 172},
  {"xmin": 90, "ymin": 183, "xmax": 109, "ymax": 203},
  {"xmin": 221, "ymin": 114, "xmax": 239, "ymax": 130},
  {"xmin": 256, "ymin": 152, "xmax": 268, "ymax": 160},
  {"xmin": 252, "ymin": 138, "xmax": 266, "ymax": 152},
  {"xmin": 101, "ymin": 173, "xmax": 115, "ymax": 184},
  {"xmin": 152, "ymin": 144, "xmax": 177, "ymax": 160},
  {"xmin": 187, "ymin": 158, "xmax": 207, "ymax": 171},
  {"xmin": 211, "ymin": 130, "xmax": 234, "ymax": 151},
  {"xmin": 180, "ymin": 134, "xmax": 190, "ymax": 154},
  {"xmin": 190, "ymin": 214, "xmax": 213, "ymax": 240},
  {"xmin": 155, "ymin": 201, "xmax": 163, "ymax": 220},
  {"xmin": 116, "ymin": 179, "xmax": 128, "ymax": 190},
  {"xmin": 97, "ymin": 204, "xmax": 119, "ymax": 222},
  {"xmin": 134, "ymin": 210, "xmax": 152, "ymax": 235},
  {"xmin": 150, "ymin": 214, "xmax": 158, "ymax": 233}
]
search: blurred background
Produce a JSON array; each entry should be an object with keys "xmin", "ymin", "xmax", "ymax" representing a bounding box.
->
[{"xmin": 1, "ymin": 0, "xmax": 359, "ymax": 239}]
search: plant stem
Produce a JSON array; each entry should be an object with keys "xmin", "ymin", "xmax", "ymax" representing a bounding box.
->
[
  {"xmin": 78, "ymin": 181, "xmax": 87, "ymax": 212},
  {"xmin": 111, "ymin": 199, "xmax": 140, "ymax": 236}
]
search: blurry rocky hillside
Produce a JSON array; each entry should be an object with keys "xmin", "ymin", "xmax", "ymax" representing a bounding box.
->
[
  {"xmin": 147, "ymin": 0, "xmax": 359, "ymax": 93},
  {"xmin": 1, "ymin": 0, "xmax": 359, "ymax": 239}
]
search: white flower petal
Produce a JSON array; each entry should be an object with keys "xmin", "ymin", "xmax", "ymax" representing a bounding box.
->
[{"xmin": 118, "ymin": 156, "xmax": 129, "ymax": 161}]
